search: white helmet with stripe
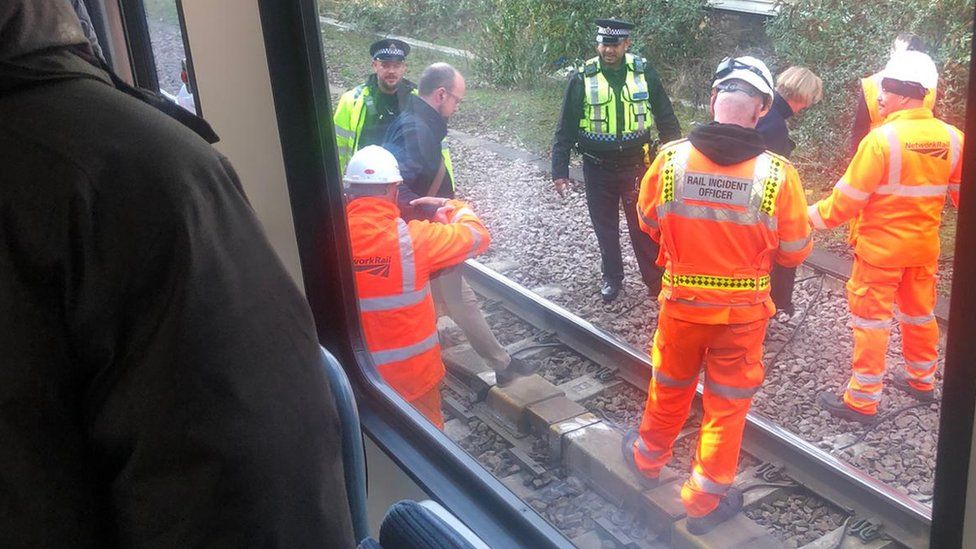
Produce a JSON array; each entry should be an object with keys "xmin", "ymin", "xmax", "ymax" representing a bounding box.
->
[{"xmin": 343, "ymin": 145, "xmax": 403, "ymax": 187}]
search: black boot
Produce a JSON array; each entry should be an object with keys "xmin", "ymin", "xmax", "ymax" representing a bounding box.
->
[
  {"xmin": 600, "ymin": 279, "xmax": 621, "ymax": 303},
  {"xmin": 818, "ymin": 392, "xmax": 877, "ymax": 424},
  {"xmin": 686, "ymin": 487, "xmax": 743, "ymax": 535},
  {"xmin": 892, "ymin": 371, "xmax": 937, "ymax": 402},
  {"xmin": 621, "ymin": 429, "xmax": 661, "ymax": 490}
]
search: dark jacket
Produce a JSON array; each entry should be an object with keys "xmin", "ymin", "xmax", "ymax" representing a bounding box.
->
[
  {"xmin": 756, "ymin": 92, "xmax": 796, "ymax": 158},
  {"xmin": 0, "ymin": 3, "xmax": 354, "ymax": 547},
  {"xmin": 358, "ymin": 73, "xmax": 417, "ymax": 149},
  {"xmin": 384, "ymin": 94, "xmax": 453, "ymax": 218},
  {"xmin": 552, "ymin": 58, "xmax": 682, "ymax": 179}
]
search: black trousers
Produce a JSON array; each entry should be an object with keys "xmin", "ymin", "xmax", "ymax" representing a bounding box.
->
[
  {"xmin": 582, "ymin": 159, "xmax": 662, "ymax": 287},
  {"xmin": 770, "ymin": 264, "xmax": 797, "ymax": 315}
]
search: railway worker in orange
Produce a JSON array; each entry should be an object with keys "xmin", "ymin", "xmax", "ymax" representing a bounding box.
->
[
  {"xmin": 345, "ymin": 145, "xmax": 491, "ymax": 428},
  {"xmin": 622, "ymin": 56, "xmax": 813, "ymax": 535},
  {"xmin": 811, "ymin": 50, "xmax": 963, "ymax": 423},
  {"xmin": 850, "ymin": 33, "xmax": 936, "ymax": 155}
]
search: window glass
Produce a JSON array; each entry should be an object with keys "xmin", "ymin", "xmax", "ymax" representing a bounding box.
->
[
  {"xmin": 144, "ymin": 0, "xmax": 195, "ymax": 114},
  {"xmin": 319, "ymin": 0, "xmax": 971, "ymax": 545}
]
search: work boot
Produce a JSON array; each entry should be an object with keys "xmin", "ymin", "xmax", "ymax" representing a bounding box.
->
[
  {"xmin": 892, "ymin": 371, "xmax": 937, "ymax": 402},
  {"xmin": 818, "ymin": 392, "xmax": 877, "ymax": 424},
  {"xmin": 686, "ymin": 487, "xmax": 743, "ymax": 535},
  {"xmin": 494, "ymin": 356, "xmax": 538, "ymax": 388},
  {"xmin": 600, "ymin": 279, "xmax": 621, "ymax": 303},
  {"xmin": 621, "ymin": 429, "xmax": 661, "ymax": 490}
]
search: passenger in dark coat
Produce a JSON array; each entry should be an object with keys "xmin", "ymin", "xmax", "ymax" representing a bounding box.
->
[
  {"xmin": 756, "ymin": 66, "xmax": 822, "ymax": 316},
  {"xmin": 0, "ymin": 2, "xmax": 354, "ymax": 547}
]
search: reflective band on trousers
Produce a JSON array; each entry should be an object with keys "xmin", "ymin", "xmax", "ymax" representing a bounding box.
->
[
  {"xmin": 704, "ymin": 377, "xmax": 761, "ymax": 399},
  {"xmin": 691, "ymin": 470, "xmax": 730, "ymax": 495},
  {"xmin": 663, "ymin": 271, "xmax": 770, "ymax": 291},
  {"xmin": 950, "ymin": 183, "xmax": 961, "ymax": 193},
  {"xmin": 854, "ymin": 372, "xmax": 884, "ymax": 385},
  {"xmin": 396, "ymin": 219, "xmax": 416, "ymax": 292},
  {"xmin": 779, "ymin": 235, "xmax": 811, "ymax": 253},
  {"xmin": 635, "ymin": 438, "xmax": 667, "ymax": 460},
  {"xmin": 370, "ymin": 331, "xmax": 439, "ymax": 366},
  {"xmin": 906, "ymin": 359, "xmax": 937, "ymax": 372},
  {"xmin": 850, "ymin": 315, "xmax": 891, "ymax": 330},
  {"xmin": 359, "ymin": 285, "xmax": 431, "ymax": 312},
  {"xmin": 846, "ymin": 388, "xmax": 882, "ymax": 402},
  {"xmin": 836, "ymin": 179, "xmax": 871, "ymax": 201},
  {"xmin": 895, "ymin": 310, "xmax": 935, "ymax": 325},
  {"xmin": 652, "ymin": 368, "xmax": 697, "ymax": 388}
]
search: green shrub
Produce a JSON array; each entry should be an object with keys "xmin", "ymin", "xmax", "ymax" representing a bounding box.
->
[{"xmin": 766, "ymin": 0, "xmax": 972, "ymax": 187}]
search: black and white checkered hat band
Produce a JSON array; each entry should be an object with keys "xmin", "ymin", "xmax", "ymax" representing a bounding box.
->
[
  {"xmin": 374, "ymin": 47, "xmax": 405, "ymax": 58},
  {"xmin": 597, "ymin": 27, "xmax": 629, "ymax": 36}
]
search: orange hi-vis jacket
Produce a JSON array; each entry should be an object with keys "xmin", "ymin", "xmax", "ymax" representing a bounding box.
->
[
  {"xmin": 347, "ymin": 197, "xmax": 490, "ymax": 400},
  {"xmin": 637, "ymin": 139, "xmax": 813, "ymax": 325},
  {"xmin": 809, "ymin": 108, "xmax": 963, "ymax": 267},
  {"xmin": 861, "ymin": 72, "xmax": 937, "ymax": 131}
]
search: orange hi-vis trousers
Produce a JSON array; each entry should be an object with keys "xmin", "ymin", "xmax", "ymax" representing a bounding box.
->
[
  {"xmin": 633, "ymin": 314, "xmax": 767, "ymax": 517},
  {"xmin": 410, "ymin": 383, "xmax": 445, "ymax": 429},
  {"xmin": 844, "ymin": 258, "xmax": 940, "ymax": 415}
]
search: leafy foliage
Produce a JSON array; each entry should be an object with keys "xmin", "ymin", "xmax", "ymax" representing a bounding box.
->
[{"xmin": 766, "ymin": 0, "xmax": 973, "ymax": 182}]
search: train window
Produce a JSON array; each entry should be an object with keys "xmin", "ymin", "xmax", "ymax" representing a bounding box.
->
[
  {"xmin": 143, "ymin": 0, "xmax": 196, "ymax": 113},
  {"xmin": 318, "ymin": 0, "xmax": 972, "ymax": 546}
]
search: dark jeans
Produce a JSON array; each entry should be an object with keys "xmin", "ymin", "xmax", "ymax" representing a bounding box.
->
[
  {"xmin": 582, "ymin": 158, "xmax": 661, "ymax": 287},
  {"xmin": 770, "ymin": 264, "xmax": 797, "ymax": 315}
]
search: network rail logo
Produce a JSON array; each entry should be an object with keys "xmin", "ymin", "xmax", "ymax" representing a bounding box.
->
[
  {"xmin": 354, "ymin": 256, "xmax": 392, "ymax": 278},
  {"xmin": 906, "ymin": 141, "xmax": 950, "ymax": 160}
]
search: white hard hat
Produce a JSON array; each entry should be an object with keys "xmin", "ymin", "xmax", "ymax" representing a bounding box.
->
[
  {"xmin": 880, "ymin": 50, "xmax": 938, "ymax": 91},
  {"xmin": 712, "ymin": 56, "xmax": 775, "ymax": 105},
  {"xmin": 343, "ymin": 145, "xmax": 402, "ymax": 186}
]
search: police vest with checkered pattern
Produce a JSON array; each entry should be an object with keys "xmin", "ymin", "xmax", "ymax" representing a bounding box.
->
[{"xmin": 578, "ymin": 54, "xmax": 651, "ymax": 151}]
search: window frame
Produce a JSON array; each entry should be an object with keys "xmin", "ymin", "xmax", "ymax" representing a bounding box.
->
[{"xmin": 253, "ymin": 1, "xmax": 570, "ymax": 547}]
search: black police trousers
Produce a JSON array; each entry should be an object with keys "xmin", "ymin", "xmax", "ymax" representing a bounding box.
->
[{"xmin": 582, "ymin": 158, "xmax": 662, "ymax": 288}]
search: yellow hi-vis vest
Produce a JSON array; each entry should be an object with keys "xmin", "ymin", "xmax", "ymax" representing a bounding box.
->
[
  {"xmin": 333, "ymin": 84, "xmax": 455, "ymax": 184},
  {"xmin": 579, "ymin": 53, "xmax": 651, "ymax": 150}
]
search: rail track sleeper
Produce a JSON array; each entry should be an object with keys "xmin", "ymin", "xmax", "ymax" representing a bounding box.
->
[
  {"xmin": 569, "ymin": 529, "xmax": 611, "ymax": 549},
  {"xmin": 671, "ymin": 514, "xmax": 783, "ymax": 549},
  {"xmin": 485, "ymin": 374, "xmax": 565, "ymax": 432},
  {"xmin": 638, "ymin": 479, "xmax": 687, "ymax": 544},
  {"xmin": 557, "ymin": 373, "xmax": 621, "ymax": 402},
  {"xmin": 593, "ymin": 515, "xmax": 663, "ymax": 549},
  {"xmin": 526, "ymin": 396, "xmax": 588, "ymax": 438},
  {"xmin": 548, "ymin": 412, "xmax": 601, "ymax": 460},
  {"xmin": 463, "ymin": 260, "xmax": 931, "ymax": 547}
]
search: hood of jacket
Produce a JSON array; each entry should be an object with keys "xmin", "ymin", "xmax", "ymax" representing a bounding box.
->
[
  {"xmin": 0, "ymin": 0, "xmax": 110, "ymax": 94},
  {"xmin": 688, "ymin": 122, "xmax": 768, "ymax": 166}
]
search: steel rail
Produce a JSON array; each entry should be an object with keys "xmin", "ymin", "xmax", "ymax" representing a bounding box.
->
[{"xmin": 463, "ymin": 259, "xmax": 931, "ymax": 548}]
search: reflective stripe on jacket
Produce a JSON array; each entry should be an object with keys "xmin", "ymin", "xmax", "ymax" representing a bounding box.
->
[
  {"xmin": 333, "ymin": 84, "xmax": 454, "ymax": 183},
  {"xmin": 347, "ymin": 198, "xmax": 490, "ymax": 399},
  {"xmin": 637, "ymin": 140, "xmax": 812, "ymax": 324},
  {"xmin": 861, "ymin": 73, "xmax": 937, "ymax": 131},
  {"xmin": 579, "ymin": 54, "xmax": 651, "ymax": 148},
  {"xmin": 810, "ymin": 108, "xmax": 963, "ymax": 267}
]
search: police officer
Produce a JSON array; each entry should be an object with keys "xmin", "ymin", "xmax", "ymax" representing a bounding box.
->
[
  {"xmin": 334, "ymin": 38, "xmax": 414, "ymax": 175},
  {"xmin": 552, "ymin": 18, "xmax": 681, "ymax": 302}
]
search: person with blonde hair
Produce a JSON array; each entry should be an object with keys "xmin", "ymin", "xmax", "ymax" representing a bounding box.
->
[{"xmin": 757, "ymin": 66, "xmax": 823, "ymax": 317}]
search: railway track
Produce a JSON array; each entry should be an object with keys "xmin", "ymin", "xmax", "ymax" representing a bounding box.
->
[{"xmin": 435, "ymin": 259, "xmax": 929, "ymax": 548}]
